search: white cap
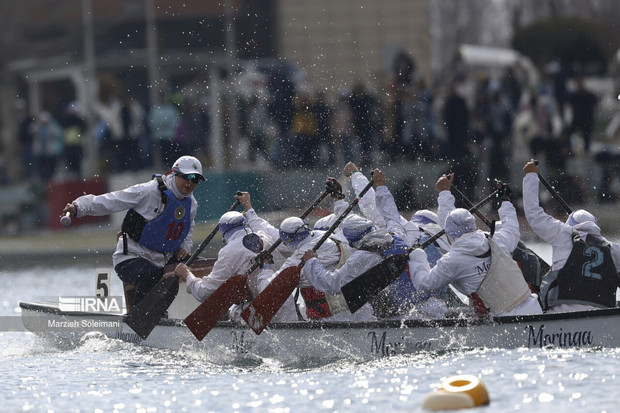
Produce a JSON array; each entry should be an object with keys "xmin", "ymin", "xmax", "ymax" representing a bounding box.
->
[
  {"xmin": 171, "ymin": 156, "xmax": 204, "ymax": 179},
  {"xmin": 342, "ymin": 214, "xmax": 374, "ymax": 245},
  {"xmin": 566, "ymin": 209, "xmax": 597, "ymax": 227},
  {"xmin": 218, "ymin": 211, "xmax": 246, "ymax": 240},
  {"xmin": 279, "ymin": 217, "xmax": 310, "ymax": 247},
  {"xmin": 411, "ymin": 209, "xmax": 439, "ymax": 226},
  {"xmin": 444, "ymin": 208, "xmax": 477, "ymax": 240}
]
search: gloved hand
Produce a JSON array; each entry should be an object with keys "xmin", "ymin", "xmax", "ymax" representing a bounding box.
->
[
  {"xmin": 325, "ymin": 177, "xmax": 345, "ymax": 200},
  {"xmin": 253, "ymin": 250, "xmax": 274, "ymax": 269},
  {"xmin": 495, "ymin": 180, "xmax": 513, "ymax": 203}
]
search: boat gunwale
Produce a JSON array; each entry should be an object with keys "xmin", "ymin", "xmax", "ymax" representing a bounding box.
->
[{"xmin": 19, "ymin": 301, "xmax": 620, "ymax": 330}]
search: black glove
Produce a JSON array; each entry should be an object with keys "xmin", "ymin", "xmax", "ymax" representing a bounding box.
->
[
  {"xmin": 253, "ymin": 250, "xmax": 274, "ymax": 269},
  {"xmin": 495, "ymin": 180, "xmax": 513, "ymax": 203},
  {"xmin": 325, "ymin": 177, "xmax": 345, "ymax": 200}
]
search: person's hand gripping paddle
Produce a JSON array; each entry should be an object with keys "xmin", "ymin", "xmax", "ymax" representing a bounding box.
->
[
  {"xmin": 124, "ymin": 193, "xmax": 242, "ymax": 340},
  {"xmin": 184, "ymin": 183, "xmax": 338, "ymax": 341},
  {"xmin": 241, "ymin": 178, "xmax": 376, "ymax": 335}
]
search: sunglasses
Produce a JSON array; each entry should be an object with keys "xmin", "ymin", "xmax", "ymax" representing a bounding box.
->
[{"xmin": 179, "ymin": 173, "xmax": 203, "ymax": 184}]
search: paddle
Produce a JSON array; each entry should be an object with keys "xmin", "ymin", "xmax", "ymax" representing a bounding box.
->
[
  {"xmin": 536, "ymin": 170, "xmax": 573, "ymax": 215},
  {"xmin": 241, "ymin": 178, "xmax": 376, "ymax": 335},
  {"xmin": 451, "ymin": 183, "xmax": 551, "ymax": 276},
  {"xmin": 342, "ymin": 187, "xmax": 500, "ymax": 314},
  {"xmin": 124, "ymin": 193, "xmax": 242, "ymax": 340},
  {"xmin": 184, "ymin": 187, "xmax": 333, "ymax": 340}
]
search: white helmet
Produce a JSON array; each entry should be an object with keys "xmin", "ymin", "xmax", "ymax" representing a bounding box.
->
[
  {"xmin": 566, "ymin": 209, "xmax": 597, "ymax": 227},
  {"xmin": 313, "ymin": 215, "xmax": 333, "ymax": 231},
  {"xmin": 218, "ymin": 211, "xmax": 246, "ymax": 241},
  {"xmin": 411, "ymin": 209, "xmax": 439, "ymax": 226},
  {"xmin": 444, "ymin": 208, "xmax": 476, "ymax": 240},
  {"xmin": 279, "ymin": 217, "xmax": 311, "ymax": 247},
  {"xmin": 342, "ymin": 214, "xmax": 375, "ymax": 246}
]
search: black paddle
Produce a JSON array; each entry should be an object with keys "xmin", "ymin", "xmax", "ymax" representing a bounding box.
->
[
  {"xmin": 536, "ymin": 170, "xmax": 573, "ymax": 215},
  {"xmin": 241, "ymin": 177, "xmax": 376, "ymax": 335},
  {"xmin": 342, "ymin": 187, "xmax": 500, "ymax": 313},
  {"xmin": 450, "ymin": 184, "xmax": 551, "ymax": 274},
  {"xmin": 124, "ymin": 193, "xmax": 242, "ymax": 339},
  {"xmin": 184, "ymin": 186, "xmax": 334, "ymax": 340}
]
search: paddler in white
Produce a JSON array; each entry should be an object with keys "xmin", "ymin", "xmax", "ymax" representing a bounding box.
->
[
  {"xmin": 407, "ymin": 184, "xmax": 543, "ymax": 317},
  {"xmin": 170, "ymin": 192, "xmax": 295, "ymax": 322},
  {"xmin": 233, "ymin": 186, "xmax": 355, "ymax": 322},
  {"xmin": 61, "ymin": 155, "xmax": 204, "ymax": 307},
  {"xmin": 522, "ymin": 159, "xmax": 620, "ymax": 313}
]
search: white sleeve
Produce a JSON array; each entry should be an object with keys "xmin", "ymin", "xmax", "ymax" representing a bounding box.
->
[
  {"xmin": 245, "ymin": 208, "xmax": 280, "ymax": 241},
  {"xmin": 522, "ymin": 173, "xmax": 568, "ymax": 245},
  {"xmin": 73, "ymin": 181, "xmax": 153, "ymax": 217},
  {"xmin": 185, "ymin": 247, "xmax": 236, "ymax": 301},
  {"xmin": 408, "ymin": 251, "xmax": 454, "ymax": 293},
  {"xmin": 490, "ymin": 201, "xmax": 520, "ymax": 254},
  {"xmin": 375, "ymin": 185, "xmax": 408, "ymax": 242},
  {"xmin": 350, "ymin": 172, "xmax": 386, "ymax": 227},
  {"xmin": 437, "ymin": 190, "xmax": 456, "ymax": 227},
  {"xmin": 301, "ymin": 251, "xmax": 379, "ymax": 296}
]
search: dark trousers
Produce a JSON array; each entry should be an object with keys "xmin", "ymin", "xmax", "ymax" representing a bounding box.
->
[{"xmin": 114, "ymin": 258, "xmax": 163, "ymax": 305}]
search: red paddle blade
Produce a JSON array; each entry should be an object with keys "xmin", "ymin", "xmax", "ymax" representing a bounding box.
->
[
  {"xmin": 241, "ymin": 265, "xmax": 301, "ymax": 335},
  {"xmin": 184, "ymin": 274, "xmax": 249, "ymax": 341}
]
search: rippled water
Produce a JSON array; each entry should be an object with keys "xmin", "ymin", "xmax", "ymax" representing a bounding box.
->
[{"xmin": 2, "ymin": 245, "xmax": 620, "ymax": 412}]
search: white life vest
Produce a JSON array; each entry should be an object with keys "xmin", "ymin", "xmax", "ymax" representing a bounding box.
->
[{"xmin": 475, "ymin": 238, "xmax": 531, "ymax": 315}]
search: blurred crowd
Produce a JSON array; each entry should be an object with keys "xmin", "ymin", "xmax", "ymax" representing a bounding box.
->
[{"xmin": 12, "ymin": 50, "xmax": 618, "ymax": 205}]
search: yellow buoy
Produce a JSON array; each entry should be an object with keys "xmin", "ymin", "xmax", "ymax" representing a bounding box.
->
[{"xmin": 421, "ymin": 375, "xmax": 489, "ymax": 411}]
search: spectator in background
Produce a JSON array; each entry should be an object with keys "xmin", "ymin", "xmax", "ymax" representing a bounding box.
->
[
  {"xmin": 313, "ymin": 90, "xmax": 333, "ymax": 167},
  {"xmin": 442, "ymin": 82, "xmax": 477, "ymax": 199},
  {"xmin": 31, "ymin": 111, "xmax": 63, "ymax": 182},
  {"xmin": 18, "ymin": 109, "xmax": 35, "ymax": 180},
  {"xmin": 349, "ymin": 82, "xmax": 377, "ymax": 168},
  {"xmin": 120, "ymin": 95, "xmax": 146, "ymax": 172},
  {"xmin": 488, "ymin": 88, "xmax": 513, "ymax": 184},
  {"xmin": 177, "ymin": 98, "xmax": 209, "ymax": 161},
  {"xmin": 392, "ymin": 50, "xmax": 415, "ymax": 87},
  {"xmin": 267, "ymin": 66, "xmax": 296, "ymax": 168},
  {"xmin": 93, "ymin": 94, "xmax": 124, "ymax": 173},
  {"xmin": 331, "ymin": 89, "xmax": 356, "ymax": 167},
  {"xmin": 412, "ymin": 78, "xmax": 437, "ymax": 159},
  {"xmin": 148, "ymin": 94, "xmax": 182, "ymax": 169},
  {"xmin": 246, "ymin": 92, "xmax": 273, "ymax": 166},
  {"xmin": 501, "ymin": 67, "xmax": 522, "ymax": 112},
  {"xmin": 59, "ymin": 102, "xmax": 86, "ymax": 179},
  {"xmin": 291, "ymin": 90, "xmax": 318, "ymax": 167},
  {"xmin": 566, "ymin": 76, "xmax": 598, "ymax": 154}
]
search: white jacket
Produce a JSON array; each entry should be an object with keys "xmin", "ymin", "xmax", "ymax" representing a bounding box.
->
[
  {"xmin": 523, "ymin": 172, "xmax": 620, "ymax": 271},
  {"xmin": 408, "ymin": 201, "xmax": 520, "ymax": 298},
  {"xmin": 350, "ymin": 171, "xmax": 386, "ymax": 227},
  {"xmin": 73, "ymin": 174, "xmax": 197, "ymax": 268}
]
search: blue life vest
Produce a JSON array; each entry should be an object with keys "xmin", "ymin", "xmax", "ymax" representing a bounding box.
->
[{"xmin": 121, "ymin": 176, "xmax": 192, "ymax": 253}]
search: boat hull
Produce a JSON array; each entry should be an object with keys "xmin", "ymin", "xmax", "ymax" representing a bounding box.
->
[{"xmin": 19, "ymin": 301, "xmax": 620, "ymax": 360}]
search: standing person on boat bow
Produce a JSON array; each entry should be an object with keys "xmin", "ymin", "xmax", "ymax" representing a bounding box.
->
[
  {"xmin": 522, "ymin": 160, "xmax": 620, "ymax": 313},
  {"xmin": 61, "ymin": 155, "xmax": 204, "ymax": 308},
  {"xmin": 407, "ymin": 174, "xmax": 543, "ymax": 317}
]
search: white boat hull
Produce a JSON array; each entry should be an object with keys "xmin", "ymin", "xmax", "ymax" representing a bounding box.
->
[{"xmin": 19, "ymin": 301, "xmax": 620, "ymax": 360}]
